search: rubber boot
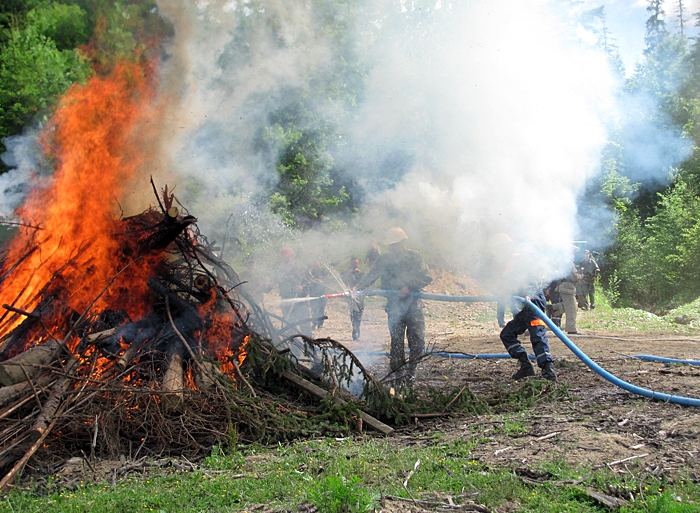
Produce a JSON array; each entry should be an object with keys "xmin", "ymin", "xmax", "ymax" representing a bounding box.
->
[
  {"xmin": 512, "ymin": 354, "xmax": 535, "ymax": 380},
  {"xmin": 541, "ymin": 361, "xmax": 557, "ymax": 382}
]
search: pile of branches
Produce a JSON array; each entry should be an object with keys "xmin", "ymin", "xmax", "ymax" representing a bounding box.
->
[{"xmin": 0, "ymin": 184, "xmax": 385, "ymax": 489}]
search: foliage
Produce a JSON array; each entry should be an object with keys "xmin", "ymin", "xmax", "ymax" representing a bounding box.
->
[
  {"xmin": 266, "ymin": 125, "xmax": 351, "ymax": 229},
  {"xmin": 307, "ymin": 475, "xmax": 377, "ymax": 513},
  {"xmin": 0, "ymin": 25, "xmax": 91, "ymax": 140},
  {"xmin": 251, "ymin": 0, "xmax": 369, "ymax": 229},
  {"xmin": 84, "ymin": 0, "xmax": 170, "ymax": 72},
  {"xmin": 26, "ymin": 2, "xmax": 91, "ymax": 51},
  {"xmin": 0, "ymin": 0, "xmax": 170, "ymax": 172}
]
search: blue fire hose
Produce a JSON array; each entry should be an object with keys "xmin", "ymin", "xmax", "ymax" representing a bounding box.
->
[
  {"xmin": 516, "ymin": 296, "xmax": 700, "ymax": 407},
  {"xmin": 357, "ymin": 290, "xmax": 700, "ymax": 407}
]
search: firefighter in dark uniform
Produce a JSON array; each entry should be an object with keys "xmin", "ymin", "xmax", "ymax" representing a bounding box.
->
[
  {"xmin": 355, "ymin": 227, "xmax": 432, "ymax": 377},
  {"xmin": 577, "ymin": 250, "xmax": 600, "ymax": 310},
  {"xmin": 490, "ymin": 233, "xmax": 556, "ymax": 381},
  {"xmin": 277, "ymin": 247, "xmax": 312, "ymax": 337},
  {"xmin": 341, "ymin": 257, "xmax": 365, "ymax": 341}
]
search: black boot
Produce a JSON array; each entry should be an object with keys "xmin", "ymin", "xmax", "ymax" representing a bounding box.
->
[
  {"xmin": 552, "ymin": 317, "xmax": 562, "ymax": 328},
  {"xmin": 541, "ymin": 361, "xmax": 557, "ymax": 381},
  {"xmin": 512, "ymin": 354, "xmax": 535, "ymax": 380}
]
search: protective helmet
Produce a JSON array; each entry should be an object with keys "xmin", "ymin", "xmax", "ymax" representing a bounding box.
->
[
  {"xmin": 384, "ymin": 227, "xmax": 408, "ymax": 245},
  {"xmin": 488, "ymin": 233, "xmax": 512, "ymax": 248},
  {"xmin": 281, "ymin": 247, "xmax": 295, "ymax": 258}
]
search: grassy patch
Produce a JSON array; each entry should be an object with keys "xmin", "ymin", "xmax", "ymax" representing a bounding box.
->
[
  {"xmin": 4, "ymin": 438, "xmax": 698, "ymax": 512},
  {"xmin": 576, "ymin": 290, "xmax": 686, "ymax": 333}
]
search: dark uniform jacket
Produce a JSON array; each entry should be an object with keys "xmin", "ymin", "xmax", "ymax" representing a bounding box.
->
[
  {"xmin": 341, "ymin": 267, "xmax": 364, "ymax": 289},
  {"xmin": 355, "ymin": 249, "xmax": 432, "ymax": 304},
  {"xmin": 278, "ymin": 264, "xmax": 311, "ymax": 299},
  {"xmin": 578, "ymin": 258, "xmax": 599, "ymax": 282}
]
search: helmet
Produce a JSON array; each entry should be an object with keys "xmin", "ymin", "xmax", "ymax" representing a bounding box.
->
[
  {"xmin": 384, "ymin": 227, "xmax": 408, "ymax": 245},
  {"xmin": 488, "ymin": 233, "xmax": 512, "ymax": 249},
  {"xmin": 281, "ymin": 247, "xmax": 295, "ymax": 258}
]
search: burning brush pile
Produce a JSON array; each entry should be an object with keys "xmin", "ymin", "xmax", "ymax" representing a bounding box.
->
[
  {"xmin": 0, "ymin": 184, "xmax": 389, "ymax": 489},
  {"xmin": 0, "ymin": 61, "xmax": 391, "ymax": 489}
]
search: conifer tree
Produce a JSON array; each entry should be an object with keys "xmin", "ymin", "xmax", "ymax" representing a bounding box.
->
[{"xmin": 645, "ymin": 0, "xmax": 667, "ymax": 53}]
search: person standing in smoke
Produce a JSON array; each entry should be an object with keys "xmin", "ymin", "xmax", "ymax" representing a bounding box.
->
[
  {"xmin": 366, "ymin": 239, "xmax": 381, "ymax": 269},
  {"xmin": 556, "ymin": 246, "xmax": 582, "ymax": 335},
  {"xmin": 544, "ymin": 278, "xmax": 563, "ymax": 328},
  {"xmin": 241, "ymin": 255, "xmax": 272, "ymax": 305},
  {"xmin": 277, "ymin": 247, "xmax": 312, "ymax": 337},
  {"xmin": 490, "ymin": 233, "xmax": 557, "ymax": 381},
  {"xmin": 308, "ymin": 261, "xmax": 329, "ymax": 329},
  {"xmin": 341, "ymin": 257, "xmax": 365, "ymax": 341},
  {"xmin": 577, "ymin": 250, "xmax": 600, "ymax": 310},
  {"xmin": 354, "ymin": 228, "xmax": 432, "ymax": 378}
]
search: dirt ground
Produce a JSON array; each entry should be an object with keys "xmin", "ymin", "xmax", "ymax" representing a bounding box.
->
[{"xmin": 283, "ymin": 271, "xmax": 700, "ymax": 479}]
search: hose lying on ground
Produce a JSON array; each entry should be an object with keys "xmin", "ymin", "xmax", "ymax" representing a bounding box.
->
[
  {"xmin": 278, "ymin": 289, "xmax": 700, "ymax": 406},
  {"xmin": 517, "ymin": 296, "xmax": 700, "ymax": 407},
  {"xmin": 355, "ymin": 291, "xmax": 700, "ymax": 407}
]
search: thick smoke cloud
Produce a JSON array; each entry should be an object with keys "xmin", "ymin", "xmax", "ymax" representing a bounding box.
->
[
  {"xmin": 0, "ymin": 0, "xmax": 692, "ymax": 293},
  {"xmin": 149, "ymin": 0, "xmax": 617, "ymax": 291}
]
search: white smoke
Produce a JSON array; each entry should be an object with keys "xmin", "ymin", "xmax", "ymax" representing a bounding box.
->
[
  {"xmin": 0, "ymin": 0, "xmax": 687, "ymax": 289},
  {"xmin": 148, "ymin": 0, "xmax": 617, "ymax": 287},
  {"xmin": 0, "ymin": 134, "xmax": 45, "ymax": 217}
]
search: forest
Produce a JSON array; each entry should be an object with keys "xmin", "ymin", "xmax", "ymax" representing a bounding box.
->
[{"xmin": 1, "ymin": 0, "xmax": 700, "ymax": 312}]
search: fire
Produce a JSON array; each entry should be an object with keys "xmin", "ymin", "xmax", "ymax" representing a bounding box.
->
[
  {"xmin": 0, "ymin": 62, "xmax": 159, "ymax": 343},
  {"xmin": 197, "ymin": 288, "xmax": 249, "ymax": 375}
]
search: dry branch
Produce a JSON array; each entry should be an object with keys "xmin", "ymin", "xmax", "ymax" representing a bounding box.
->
[
  {"xmin": 28, "ymin": 359, "xmax": 77, "ymax": 442},
  {"xmin": 281, "ymin": 370, "xmax": 393, "ymax": 435}
]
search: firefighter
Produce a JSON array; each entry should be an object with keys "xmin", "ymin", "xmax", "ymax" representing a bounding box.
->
[
  {"xmin": 355, "ymin": 227, "xmax": 432, "ymax": 377},
  {"xmin": 557, "ymin": 246, "xmax": 582, "ymax": 334},
  {"xmin": 577, "ymin": 250, "xmax": 600, "ymax": 310},
  {"xmin": 341, "ymin": 257, "xmax": 365, "ymax": 341},
  {"xmin": 490, "ymin": 233, "xmax": 556, "ymax": 381},
  {"xmin": 277, "ymin": 247, "xmax": 312, "ymax": 337}
]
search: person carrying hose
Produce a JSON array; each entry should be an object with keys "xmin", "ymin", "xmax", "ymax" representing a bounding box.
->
[
  {"xmin": 354, "ymin": 227, "xmax": 432, "ymax": 378},
  {"xmin": 489, "ymin": 233, "xmax": 556, "ymax": 381}
]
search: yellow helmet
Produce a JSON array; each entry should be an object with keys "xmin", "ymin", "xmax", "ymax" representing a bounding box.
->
[
  {"xmin": 488, "ymin": 233, "xmax": 512, "ymax": 248},
  {"xmin": 384, "ymin": 227, "xmax": 408, "ymax": 245}
]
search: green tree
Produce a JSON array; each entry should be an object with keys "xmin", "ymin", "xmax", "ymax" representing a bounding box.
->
[
  {"xmin": 267, "ymin": 125, "xmax": 350, "ymax": 229},
  {"xmin": 26, "ymin": 2, "xmax": 91, "ymax": 51},
  {"xmin": 645, "ymin": 0, "xmax": 668, "ymax": 54},
  {"xmin": 0, "ymin": 24, "xmax": 91, "ymax": 146}
]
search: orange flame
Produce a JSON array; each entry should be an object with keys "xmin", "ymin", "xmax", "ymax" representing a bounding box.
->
[
  {"xmin": 0, "ymin": 62, "xmax": 159, "ymax": 341},
  {"xmin": 197, "ymin": 288, "xmax": 249, "ymax": 375}
]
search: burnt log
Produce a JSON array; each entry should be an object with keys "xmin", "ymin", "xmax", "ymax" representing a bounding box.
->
[
  {"xmin": 28, "ymin": 359, "xmax": 77, "ymax": 442},
  {"xmin": 116, "ymin": 324, "xmax": 160, "ymax": 369},
  {"xmin": 161, "ymin": 346, "xmax": 185, "ymax": 411},
  {"xmin": 195, "ymin": 361, "xmax": 224, "ymax": 393},
  {"xmin": 0, "ymin": 340, "xmax": 60, "ymax": 386},
  {"xmin": 0, "ymin": 374, "xmax": 55, "ymax": 408}
]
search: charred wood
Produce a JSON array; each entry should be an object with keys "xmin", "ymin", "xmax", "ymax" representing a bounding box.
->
[
  {"xmin": 161, "ymin": 346, "xmax": 185, "ymax": 412},
  {"xmin": 28, "ymin": 359, "xmax": 77, "ymax": 442},
  {"xmin": 0, "ymin": 339, "xmax": 60, "ymax": 386}
]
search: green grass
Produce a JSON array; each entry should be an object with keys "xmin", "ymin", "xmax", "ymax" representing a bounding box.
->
[
  {"xmin": 576, "ymin": 289, "xmax": 693, "ymax": 333},
  {"xmin": 3, "ymin": 438, "xmax": 699, "ymax": 512}
]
